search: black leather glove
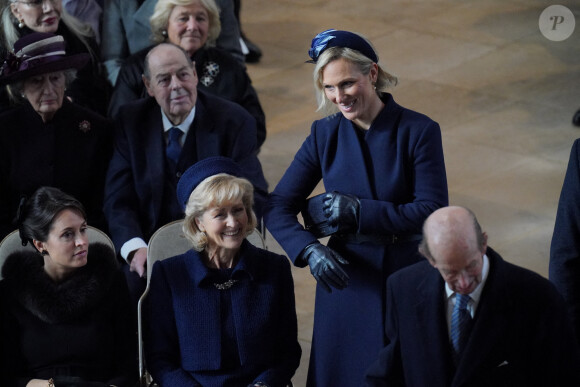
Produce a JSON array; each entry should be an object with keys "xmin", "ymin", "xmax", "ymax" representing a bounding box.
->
[
  {"xmin": 323, "ymin": 191, "xmax": 360, "ymax": 233},
  {"xmin": 300, "ymin": 243, "xmax": 349, "ymax": 293}
]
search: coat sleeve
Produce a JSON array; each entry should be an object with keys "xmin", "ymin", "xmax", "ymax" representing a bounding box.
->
[
  {"xmin": 364, "ymin": 277, "xmax": 405, "ymax": 387},
  {"xmin": 146, "ymin": 262, "xmax": 202, "ymax": 386},
  {"xmin": 550, "ymin": 138, "xmax": 580, "ymax": 344},
  {"xmin": 103, "ymin": 118, "xmax": 146, "ymax": 252},
  {"xmin": 358, "ymin": 119, "xmax": 448, "ymax": 234},
  {"xmin": 225, "ymin": 110, "xmax": 269, "ymax": 221},
  {"xmin": 251, "ymin": 257, "xmax": 301, "ymax": 385},
  {"xmin": 264, "ymin": 122, "xmax": 324, "ymax": 264}
]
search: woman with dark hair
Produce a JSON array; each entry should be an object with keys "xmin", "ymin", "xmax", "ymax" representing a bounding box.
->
[
  {"xmin": 146, "ymin": 157, "xmax": 300, "ymax": 386},
  {"xmin": 265, "ymin": 29, "xmax": 448, "ymax": 386},
  {"xmin": 0, "ymin": 186, "xmax": 137, "ymax": 387},
  {"xmin": 0, "ymin": 32, "xmax": 112, "ymax": 240}
]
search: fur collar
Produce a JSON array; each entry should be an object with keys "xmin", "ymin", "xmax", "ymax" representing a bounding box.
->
[{"xmin": 1, "ymin": 243, "xmax": 119, "ymax": 323}]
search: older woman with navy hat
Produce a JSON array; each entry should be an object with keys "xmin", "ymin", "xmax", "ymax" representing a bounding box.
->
[
  {"xmin": 0, "ymin": 32, "xmax": 112, "ymax": 239},
  {"xmin": 265, "ymin": 29, "xmax": 448, "ymax": 386},
  {"xmin": 146, "ymin": 156, "xmax": 301, "ymax": 387}
]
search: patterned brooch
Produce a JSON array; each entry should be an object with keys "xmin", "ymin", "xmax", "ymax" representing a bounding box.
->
[
  {"xmin": 200, "ymin": 61, "xmax": 220, "ymax": 87},
  {"xmin": 78, "ymin": 120, "xmax": 91, "ymax": 133},
  {"xmin": 214, "ymin": 279, "xmax": 238, "ymax": 290}
]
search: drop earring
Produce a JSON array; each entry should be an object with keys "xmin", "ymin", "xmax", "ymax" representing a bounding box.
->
[{"xmin": 18, "ymin": 19, "xmax": 25, "ymax": 29}]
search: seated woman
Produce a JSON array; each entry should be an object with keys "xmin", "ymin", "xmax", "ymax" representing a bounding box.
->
[
  {"xmin": 1, "ymin": 0, "xmax": 110, "ymax": 114},
  {"xmin": 146, "ymin": 156, "xmax": 301, "ymax": 387},
  {"xmin": 0, "ymin": 186, "xmax": 137, "ymax": 387},
  {"xmin": 108, "ymin": 0, "xmax": 266, "ymax": 147},
  {"xmin": 0, "ymin": 32, "xmax": 112, "ymax": 240}
]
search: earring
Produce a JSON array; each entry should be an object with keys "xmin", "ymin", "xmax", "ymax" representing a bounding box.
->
[
  {"xmin": 18, "ymin": 19, "xmax": 25, "ymax": 29},
  {"xmin": 162, "ymin": 30, "xmax": 168, "ymax": 37},
  {"xmin": 41, "ymin": 250, "xmax": 48, "ymax": 256}
]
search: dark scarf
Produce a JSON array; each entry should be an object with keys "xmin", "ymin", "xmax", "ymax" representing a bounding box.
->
[{"xmin": 1, "ymin": 243, "xmax": 119, "ymax": 324}]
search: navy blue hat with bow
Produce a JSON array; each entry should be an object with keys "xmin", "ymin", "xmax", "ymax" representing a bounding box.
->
[
  {"xmin": 177, "ymin": 156, "xmax": 243, "ymax": 210},
  {"xmin": 307, "ymin": 29, "xmax": 378, "ymax": 64}
]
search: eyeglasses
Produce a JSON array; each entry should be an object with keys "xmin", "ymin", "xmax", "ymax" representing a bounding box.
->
[{"xmin": 14, "ymin": 0, "xmax": 57, "ymax": 8}]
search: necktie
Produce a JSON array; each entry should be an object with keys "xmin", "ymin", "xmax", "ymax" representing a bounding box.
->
[
  {"xmin": 166, "ymin": 127, "xmax": 183, "ymax": 165},
  {"xmin": 450, "ymin": 293, "xmax": 472, "ymax": 359}
]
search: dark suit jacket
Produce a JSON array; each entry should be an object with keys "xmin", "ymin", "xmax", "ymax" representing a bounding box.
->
[
  {"xmin": 365, "ymin": 248, "xmax": 580, "ymax": 387},
  {"xmin": 104, "ymin": 91, "xmax": 268, "ymax": 253},
  {"xmin": 550, "ymin": 138, "xmax": 580, "ymax": 345}
]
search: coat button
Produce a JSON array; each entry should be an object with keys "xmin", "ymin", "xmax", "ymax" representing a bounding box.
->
[{"xmin": 176, "ymin": 171, "xmax": 182, "ymax": 178}]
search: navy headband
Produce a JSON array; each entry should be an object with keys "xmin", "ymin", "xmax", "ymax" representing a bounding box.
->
[{"xmin": 307, "ymin": 29, "xmax": 378, "ymax": 64}]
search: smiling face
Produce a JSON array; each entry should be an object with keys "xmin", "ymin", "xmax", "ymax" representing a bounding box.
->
[
  {"xmin": 322, "ymin": 57, "xmax": 381, "ymax": 129},
  {"xmin": 34, "ymin": 209, "xmax": 89, "ymax": 280},
  {"xmin": 143, "ymin": 44, "xmax": 198, "ymax": 125},
  {"xmin": 23, "ymin": 71, "xmax": 66, "ymax": 122},
  {"xmin": 166, "ymin": 2, "xmax": 210, "ymax": 56},
  {"xmin": 195, "ymin": 199, "xmax": 248, "ymax": 258},
  {"xmin": 10, "ymin": 0, "xmax": 62, "ymax": 33}
]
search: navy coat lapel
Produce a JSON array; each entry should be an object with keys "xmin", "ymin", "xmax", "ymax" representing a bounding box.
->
[
  {"xmin": 452, "ymin": 250, "xmax": 513, "ymax": 386},
  {"xmin": 143, "ymin": 106, "xmax": 166, "ymax": 226},
  {"xmin": 416, "ymin": 269, "xmax": 454, "ymax": 384}
]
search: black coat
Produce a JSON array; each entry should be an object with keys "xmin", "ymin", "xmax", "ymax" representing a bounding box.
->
[
  {"xmin": 108, "ymin": 45, "xmax": 266, "ymax": 147},
  {"xmin": 0, "ymin": 100, "xmax": 113, "ymax": 239},
  {"xmin": 365, "ymin": 248, "xmax": 580, "ymax": 387},
  {"xmin": 0, "ymin": 243, "xmax": 138, "ymax": 387}
]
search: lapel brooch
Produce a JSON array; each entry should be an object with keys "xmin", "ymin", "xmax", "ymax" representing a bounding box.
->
[{"xmin": 78, "ymin": 120, "xmax": 91, "ymax": 133}]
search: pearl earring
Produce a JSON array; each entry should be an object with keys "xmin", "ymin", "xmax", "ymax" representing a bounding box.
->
[{"xmin": 18, "ymin": 19, "xmax": 25, "ymax": 28}]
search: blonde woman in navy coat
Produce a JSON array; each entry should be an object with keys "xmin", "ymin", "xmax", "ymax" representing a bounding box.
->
[
  {"xmin": 146, "ymin": 157, "xmax": 301, "ymax": 387},
  {"xmin": 265, "ymin": 29, "xmax": 448, "ymax": 387}
]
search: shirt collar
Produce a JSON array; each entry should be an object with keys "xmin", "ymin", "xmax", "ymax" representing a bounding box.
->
[
  {"xmin": 445, "ymin": 253, "xmax": 490, "ymax": 303},
  {"xmin": 161, "ymin": 106, "xmax": 196, "ymax": 137}
]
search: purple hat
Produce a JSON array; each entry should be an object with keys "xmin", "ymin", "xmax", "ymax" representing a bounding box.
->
[
  {"xmin": 0, "ymin": 32, "xmax": 90, "ymax": 85},
  {"xmin": 177, "ymin": 156, "xmax": 243, "ymax": 210},
  {"xmin": 307, "ymin": 29, "xmax": 378, "ymax": 64}
]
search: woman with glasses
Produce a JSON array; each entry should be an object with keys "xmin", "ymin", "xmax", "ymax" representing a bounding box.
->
[{"xmin": 0, "ymin": 0, "xmax": 110, "ymax": 114}]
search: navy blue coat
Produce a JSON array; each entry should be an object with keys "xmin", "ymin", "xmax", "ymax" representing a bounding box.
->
[
  {"xmin": 550, "ymin": 138, "xmax": 580, "ymax": 345},
  {"xmin": 365, "ymin": 248, "xmax": 580, "ymax": 387},
  {"xmin": 103, "ymin": 91, "xmax": 268, "ymax": 253},
  {"xmin": 146, "ymin": 240, "xmax": 301, "ymax": 386},
  {"xmin": 265, "ymin": 93, "xmax": 448, "ymax": 387}
]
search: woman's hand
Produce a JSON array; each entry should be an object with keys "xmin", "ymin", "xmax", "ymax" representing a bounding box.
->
[
  {"xmin": 301, "ymin": 243, "xmax": 349, "ymax": 292},
  {"xmin": 323, "ymin": 191, "xmax": 360, "ymax": 233}
]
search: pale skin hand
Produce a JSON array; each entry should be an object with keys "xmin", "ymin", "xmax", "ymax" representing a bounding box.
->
[{"xmin": 130, "ymin": 247, "xmax": 148, "ymax": 278}]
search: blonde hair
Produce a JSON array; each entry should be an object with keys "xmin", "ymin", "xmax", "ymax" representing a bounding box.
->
[
  {"xmin": 313, "ymin": 46, "xmax": 398, "ymax": 116},
  {"xmin": 183, "ymin": 174, "xmax": 257, "ymax": 251},
  {"xmin": 150, "ymin": 0, "xmax": 221, "ymax": 47}
]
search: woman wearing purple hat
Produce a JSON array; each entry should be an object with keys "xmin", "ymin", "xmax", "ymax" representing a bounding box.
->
[
  {"xmin": 0, "ymin": 32, "xmax": 112, "ymax": 240},
  {"xmin": 146, "ymin": 156, "xmax": 301, "ymax": 387},
  {"xmin": 265, "ymin": 29, "xmax": 448, "ymax": 386},
  {"xmin": 0, "ymin": 0, "xmax": 109, "ymax": 114}
]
